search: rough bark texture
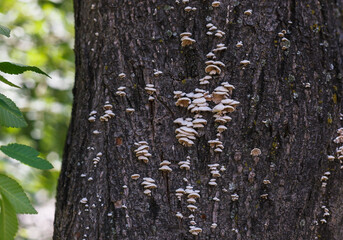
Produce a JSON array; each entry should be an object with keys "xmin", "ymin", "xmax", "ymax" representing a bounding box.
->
[{"xmin": 54, "ymin": 0, "xmax": 343, "ymax": 239}]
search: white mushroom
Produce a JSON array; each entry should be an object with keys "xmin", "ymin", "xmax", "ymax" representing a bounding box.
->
[
  {"xmin": 131, "ymin": 174, "xmax": 140, "ymax": 180},
  {"xmin": 212, "ymin": 1, "xmax": 220, "ymax": 7}
]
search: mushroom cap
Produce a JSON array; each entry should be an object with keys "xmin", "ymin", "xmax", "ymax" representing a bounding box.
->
[
  {"xmin": 144, "ymin": 183, "xmax": 157, "ymax": 189},
  {"xmin": 160, "ymin": 160, "xmax": 171, "ymax": 166},
  {"xmin": 193, "ymin": 118, "xmax": 207, "ymax": 124},
  {"xmin": 180, "ymin": 164, "xmax": 191, "ymax": 170},
  {"xmin": 240, "ymin": 60, "xmax": 251, "ymax": 65},
  {"xmin": 175, "ymin": 188, "xmax": 185, "ymax": 194},
  {"xmin": 214, "ymin": 86, "xmax": 229, "ymax": 93},
  {"xmin": 88, "ymin": 116, "xmax": 96, "ymax": 122},
  {"xmin": 180, "ymin": 32, "xmax": 192, "ymax": 37},
  {"xmin": 126, "ymin": 108, "xmax": 135, "ymax": 113},
  {"xmin": 206, "ymin": 23, "xmax": 214, "ymax": 28},
  {"xmin": 205, "ymin": 65, "xmax": 221, "ymax": 75},
  {"xmin": 131, "ymin": 174, "xmax": 140, "ymax": 180},
  {"xmin": 142, "ymin": 177, "xmax": 155, "ymax": 182},
  {"xmin": 144, "ymin": 189, "xmax": 152, "ymax": 195},
  {"xmin": 176, "ymin": 212, "xmax": 183, "ymax": 218},
  {"xmin": 211, "ymin": 170, "xmax": 221, "ymax": 177},
  {"xmin": 211, "ymin": 223, "xmax": 218, "ymax": 229},
  {"xmin": 214, "ymin": 61, "xmax": 225, "ymax": 67},
  {"xmin": 174, "ymin": 117, "xmax": 186, "ymax": 125},
  {"xmin": 217, "ymin": 125, "xmax": 227, "ymax": 132},
  {"xmin": 244, "ymin": 9, "xmax": 253, "ymax": 15},
  {"xmin": 187, "ymin": 204, "xmax": 198, "ymax": 211},
  {"xmin": 208, "ymin": 181, "xmax": 218, "ymax": 186},
  {"xmin": 134, "ymin": 145, "xmax": 149, "ymax": 152},
  {"xmin": 184, "ymin": 6, "xmax": 192, "ymax": 12},
  {"xmin": 179, "ymin": 126, "xmax": 198, "ymax": 135},
  {"xmin": 213, "ymin": 46, "xmax": 227, "ymax": 52},
  {"xmin": 187, "ymin": 198, "xmax": 197, "ymax": 204},
  {"xmin": 188, "ymin": 192, "xmax": 200, "ymax": 198},
  {"xmin": 178, "ymin": 137, "xmax": 194, "ymax": 147},
  {"xmin": 215, "ymin": 32, "xmax": 223, "ymax": 38},
  {"xmin": 209, "ymin": 26, "xmax": 217, "ymax": 31},
  {"xmin": 159, "ymin": 165, "xmax": 172, "ymax": 172},
  {"xmin": 176, "ymin": 97, "xmax": 191, "ymax": 107},
  {"xmin": 192, "ymin": 97, "xmax": 206, "ymax": 104},
  {"xmin": 205, "ymin": 60, "xmax": 215, "ymax": 65},
  {"xmin": 181, "ymin": 37, "xmax": 196, "ymax": 47},
  {"xmin": 206, "ymin": 52, "xmax": 215, "ymax": 58},
  {"xmin": 118, "ymin": 73, "xmax": 126, "ymax": 78},
  {"xmin": 236, "ymin": 41, "xmax": 243, "ymax": 47},
  {"xmin": 89, "ymin": 110, "xmax": 97, "ymax": 116},
  {"xmin": 138, "ymin": 156, "xmax": 149, "ymax": 163},
  {"xmin": 212, "ymin": 1, "xmax": 220, "ymax": 7},
  {"xmin": 212, "ymin": 103, "xmax": 225, "ymax": 112},
  {"xmin": 117, "ymin": 86, "xmax": 126, "ymax": 91},
  {"xmin": 250, "ymin": 148, "xmax": 262, "ymax": 156}
]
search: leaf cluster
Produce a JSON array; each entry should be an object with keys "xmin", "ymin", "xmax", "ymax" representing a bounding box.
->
[{"xmin": 0, "ymin": 25, "xmax": 53, "ymax": 240}]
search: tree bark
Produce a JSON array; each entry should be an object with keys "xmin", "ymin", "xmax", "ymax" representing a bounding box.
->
[{"xmin": 54, "ymin": 0, "xmax": 343, "ymax": 239}]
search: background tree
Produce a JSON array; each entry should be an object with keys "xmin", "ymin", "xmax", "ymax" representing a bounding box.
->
[{"xmin": 54, "ymin": 0, "xmax": 343, "ymax": 239}]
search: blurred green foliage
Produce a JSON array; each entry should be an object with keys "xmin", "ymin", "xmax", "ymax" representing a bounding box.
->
[{"xmin": 0, "ymin": 0, "xmax": 74, "ymax": 231}]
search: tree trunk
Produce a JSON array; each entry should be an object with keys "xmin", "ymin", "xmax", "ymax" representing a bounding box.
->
[{"xmin": 54, "ymin": 0, "xmax": 343, "ymax": 239}]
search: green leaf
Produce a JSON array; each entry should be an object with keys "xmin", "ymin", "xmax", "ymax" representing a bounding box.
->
[
  {"xmin": 0, "ymin": 144, "xmax": 53, "ymax": 170},
  {"xmin": 0, "ymin": 174, "xmax": 37, "ymax": 214},
  {"xmin": 0, "ymin": 25, "xmax": 10, "ymax": 38},
  {"xmin": 0, "ymin": 62, "xmax": 50, "ymax": 78},
  {"xmin": 0, "ymin": 195, "xmax": 18, "ymax": 240},
  {"xmin": 0, "ymin": 93, "xmax": 27, "ymax": 128},
  {"xmin": 0, "ymin": 75, "xmax": 20, "ymax": 88}
]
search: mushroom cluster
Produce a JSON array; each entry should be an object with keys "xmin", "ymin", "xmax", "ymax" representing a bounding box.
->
[
  {"xmin": 184, "ymin": 6, "xmax": 196, "ymax": 12},
  {"xmin": 174, "ymin": 118, "xmax": 199, "ymax": 147},
  {"xmin": 145, "ymin": 84, "xmax": 156, "ymax": 95},
  {"xmin": 159, "ymin": 160, "xmax": 172, "ymax": 172},
  {"xmin": 208, "ymin": 163, "xmax": 221, "ymax": 178},
  {"xmin": 141, "ymin": 177, "xmax": 157, "ymax": 196},
  {"xmin": 88, "ymin": 110, "xmax": 97, "ymax": 122},
  {"xmin": 334, "ymin": 128, "xmax": 343, "ymax": 169},
  {"xmin": 208, "ymin": 139, "xmax": 224, "ymax": 153},
  {"xmin": 180, "ymin": 32, "xmax": 196, "ymax": 47},
  {"xmin": 205, "ymin": 23, "xmax": 225, "ymax": 38},
  {"xmin": 100, "ymin": 101, "xmax": 115, "ymax": 121},
  {"xmin": 231, "ymin": 193, "xmax": 239, "ymax": 201},
  {"xmin": 187, "ymin": 89, "xmax": 212, "ymax": 113},
  {"xmin": 179, "ymin": 156, "xmax": 191, "ymax": 170},
  {"xmin": 153, "ymin": 69, "xmax": 163, "ymax": 76},
  {"xmin": 205, "ymin": 60, "xmax": 224, "ymax": 76},
  {"xmin": 134, "ymin": 141, "xmax": 152, "ymax": 163},
  {"xmin": 320, "ymin": 205, "xmax": 330, "ymax": 224},
  {"xmin": 116, "ymin": 86, "xmax": 126, "ymax": 97},
  {"xmin": 213, "ymin": 43, "xmax": 227, "ymax": 52},
  {"xmin": 174, "ymin": 90, "xmax": 191, "ymax": 108},
  {"xmin": 92, "ymin": 152, "xmax": 102, "ymax": 167},
  {"xmin": 320, "ymin": 171, "xmax": 331, "ymax": 188}
]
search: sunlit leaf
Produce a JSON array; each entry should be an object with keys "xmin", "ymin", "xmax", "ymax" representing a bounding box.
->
[
  {"xmin": 0, "ymin": 75, "xmax": 20, "ymax": 88},
  {"xmin": 0, "ymin": 144, "xmax": 53, "ymax": 170},
  {"xmin": 0, "ymin": 194, "xmax": 18, "ymax": 240},
  {"xmin": 0, "ymin": 93, "xmax": 27, "ymax": 128},
  {"xmin": 0, "ymin": 62, "xmax": 50, "ymax": 78},
  {"xmin": 0, "ymin": 174, "xmax": 37, "ymax": 214}
]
